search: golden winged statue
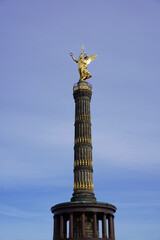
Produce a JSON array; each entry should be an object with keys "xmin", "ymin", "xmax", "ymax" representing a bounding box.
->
[{"xmin": 70, "ymin": 44, "xmax": 97, "ymax": 81}]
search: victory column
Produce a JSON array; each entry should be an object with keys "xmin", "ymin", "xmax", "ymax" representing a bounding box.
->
[{"xmin": 51, "ymin": 45, "xmax": 116, "ymax": 239}]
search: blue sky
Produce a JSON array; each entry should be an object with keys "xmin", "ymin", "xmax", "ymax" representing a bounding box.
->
[{"xmin": 0, "ymin": 0, "xmax": 160, "ymax": 239}]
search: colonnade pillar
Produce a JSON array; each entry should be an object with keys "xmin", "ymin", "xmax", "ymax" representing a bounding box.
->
[
  {"xmin": 112, "ymin": 216, "xmax": 115, "ymax": 240},
  {"xmin": 60, "ymin": 215, "xmax": 64, "ymax": 239},
  {"xmin": 108, "ymin": 215, "xmax": 114, "ymax": 240},
  {"xmin": 102, "ymin": 213, "xmax": 107, "ymax": 239},
  {"xmin": 69, "ymin": 213, "xmax": 73, "ymax": 239},
  {"xmin": 53, "ymin": 215, "xmax": 59, "ymax": 240},
  {"xmin": 64, "ymin": 220, "xmax": 67, "ymax": 239},
  {"xmin": 93, "ymin": 213, "xmax": 97, "ymax": 238},
  {"xmin": 82, "ymin": 213, "xmax": 85, "ymax": 238}
]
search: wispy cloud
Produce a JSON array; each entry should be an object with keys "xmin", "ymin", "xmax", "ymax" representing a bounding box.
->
[
  {"xmin": 93, "ymin": 128, "xmax": 160, "ymax": 171},
  {"xmin": 0, "ymin": 110, "xmax": 75, "ymax": 186},
  {"xmin": 1, "ymin": 111, "xmax": 73, "ymax": 148},
  {"xmin": 0, "ymin": 204, "xmax": 45, "ymax": 218}
]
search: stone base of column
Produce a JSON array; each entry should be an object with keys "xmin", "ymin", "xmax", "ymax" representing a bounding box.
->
[
  {"xmin": 51, "ymin": 201, "xmax": 116, "ymax": 240},
  {"xmin": 71, "ymin": 191, "xmax": 96, "ymax": 202}
]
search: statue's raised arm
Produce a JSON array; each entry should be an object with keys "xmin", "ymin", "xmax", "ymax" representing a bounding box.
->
[
  {"xmin": 70, "ymin": 52, "xmax": 78, "ymax": 63},
  {"xmin": 70, "ymin": 45, "xmax": 97, "ymax": 81}
]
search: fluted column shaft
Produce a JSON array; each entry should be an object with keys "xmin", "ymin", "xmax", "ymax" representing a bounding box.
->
[{"xmin": 71, "ymin": 81, "xmax": 96, "ymax": 202}]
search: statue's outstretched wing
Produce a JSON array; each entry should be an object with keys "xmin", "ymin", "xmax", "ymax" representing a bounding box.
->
[{"xmin": 84, "ymin": 54, "xmax": 97, "ymax": 65}]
